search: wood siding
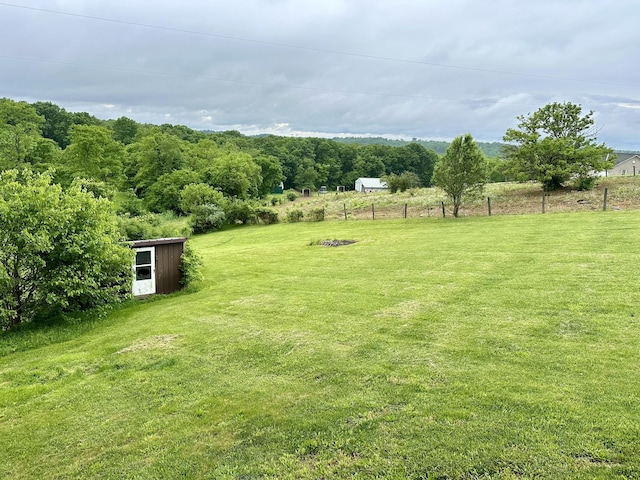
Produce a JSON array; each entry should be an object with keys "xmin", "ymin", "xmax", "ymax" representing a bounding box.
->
[{"xmin": 154, "ymin": 242, "xmax": 184, "ymax": 294}]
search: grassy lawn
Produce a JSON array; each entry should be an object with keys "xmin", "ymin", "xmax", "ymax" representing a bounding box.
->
[{"xmin": 1, "ymin": 211, "xmax": 640, "ymax": 479}]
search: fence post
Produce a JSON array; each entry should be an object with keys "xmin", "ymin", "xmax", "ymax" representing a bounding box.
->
[
  {"xmin": 487, "ymin": 197, "xmax": 492, "ymax": 216},
  {"xmin": 343, "ymin": 203, "xmax": 347, "ymax": 220},
  {"xmin": 603, "ymin": 188, "xmax": 608, "ymax": 211},
  {"xmin": 372, "ymin": 203, "xmax": 375, "ymax": 220},
  {"xmin": 542, "ymin": 192, "xmax": 546, "ymax": 213},
  {"xmin": 404, "ymin": 203, "xmax": 407, "ymax": 219},
  {"xmin": 441, "ymin": 202, "xmax": 446, "ymax": 218}
]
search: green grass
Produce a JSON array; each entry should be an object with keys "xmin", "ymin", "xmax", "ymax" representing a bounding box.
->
[{"xmin": 2, "ymin": 212, "xmax": 640, "ymax": 478}]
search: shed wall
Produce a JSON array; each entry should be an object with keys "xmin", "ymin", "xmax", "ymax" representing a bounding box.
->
[{"xmin": 155, "ymin": 242, "xmax": 184, "ymax": 294}]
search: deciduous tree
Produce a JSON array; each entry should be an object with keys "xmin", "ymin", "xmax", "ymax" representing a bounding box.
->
[
  {"xmin": 503, "ymin": 102, "xmax": 614, "ymax": 190},
  {"xmin": 432, "ymin": 133, "xmax": 487, "ymax": 217}
]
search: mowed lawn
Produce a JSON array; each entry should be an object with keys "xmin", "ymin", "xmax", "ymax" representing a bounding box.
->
[{"xmin": 2, "ymin": 212, "xmax": 640, "ymax": 479}]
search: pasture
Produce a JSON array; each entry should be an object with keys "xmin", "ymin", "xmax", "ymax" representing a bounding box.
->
[{"xmin": 1, "ymin": 211, "xmax": 640, "ymax": 479}]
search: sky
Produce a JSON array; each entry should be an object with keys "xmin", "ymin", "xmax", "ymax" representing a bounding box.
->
[{"xmin": 2, "ymin": 0, "xmax": 640, "ymax": 150}]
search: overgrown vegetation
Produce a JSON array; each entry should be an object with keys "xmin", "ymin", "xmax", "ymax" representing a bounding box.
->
[{"xmin": 0, "ymin": 169, "xmax": 132, "ymax": 330}]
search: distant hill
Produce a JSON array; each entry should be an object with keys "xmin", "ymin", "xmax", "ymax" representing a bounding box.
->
[{"xmin": 332, "ymin": 137, "xmax": 505, "ymax": 157}]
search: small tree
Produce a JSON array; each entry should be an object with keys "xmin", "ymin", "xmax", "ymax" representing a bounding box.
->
[
  {"xmin": 432, "ymin": 133, "xmax": 487, "ymax": 217},
  {"xmin": 503, "ymin": 102, "xmax": 614, "ymax": 191},
  {"xmin": 0, "ymin": 170, "xmax": 133, "ymax": 330},
  {"xmin": 384, "ymin": 171, "xmax": 422, "ymax": 193}
]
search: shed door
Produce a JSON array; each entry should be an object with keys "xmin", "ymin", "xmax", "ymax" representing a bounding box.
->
[{"xmin": 132, "ymin": 247, "xmax": 156, "ymax": 296}]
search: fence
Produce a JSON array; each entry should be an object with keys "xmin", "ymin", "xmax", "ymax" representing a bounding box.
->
[{"xmin": 295, "ymin": 185, "xmax": 640, "ymax": 222}]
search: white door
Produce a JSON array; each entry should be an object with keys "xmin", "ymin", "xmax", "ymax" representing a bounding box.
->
[{"xmin": 132, "ymin": 247, "xmax": 156, "ymax": 296}]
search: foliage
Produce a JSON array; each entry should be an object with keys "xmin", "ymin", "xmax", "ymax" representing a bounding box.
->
[
  {"xmin": 255, "ymin": 207, "xmax": 279, "ymax": 225},
  {"xmin": 189, "ymin": 204, "xmax": 226, "ymax": 234},
  {"xmin": 503, "ymin": 102, "xmax": 614, "ymax": 191},
  {"xmin": 285, "ymin": 190, "xmax": 298, "ymax": 201},
  {"xmin": 116, "ymin": 190, "xmax": 148, "ymax": 217},
  {"xmin": 432, "ymin": 133, "xmax": 488, "ymax": 217},
  {"xmin": 0, "ymin": 98, "xmax": 46, "ymax": 169},
  {"xmin": 63, "ymin": 125, "xmax": 124, "ymax": 186},
  {"xmin": 179, "ymin": 183, "xmax": 226, "ymax": 214},
  {"xmin": 145, "ymin": 169, "xmax": 201, "ymax": 214},
  {"xmin": 285, "ymin": 208, "xmax": 304, "ymax": 223},
  {"xmin": 179, "ymin": 242, "xmax": 203, "ymax": 288},
  {"xmin": 384, "ymin": 171, "xmax": 422, "ymax": 193},
  {"xmin": 70, "ymin": 178, "xmax": 116, "ymax": 200},
  {"xmin": 306, "ymin": 207, "xmax": 325, "ymax": 222},
  {"xmin": 224, "ymin": 200, "xmax": 257, "ymax": 225},
  {"xmin": 0, "ymin": 170, "xmax": 132, "ymax": 330},
  {"xmin": 112, "ymin": 116, "xmax": 138, "ymax": 145}
]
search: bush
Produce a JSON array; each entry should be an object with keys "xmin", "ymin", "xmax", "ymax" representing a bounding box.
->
[
  {"xmin": 285, "ymin": 190, "xmax": 298, "ymax": 201},
  {"xmin": 255, "ymin": 207, "xmax": 279, "ymax": 225},
  {"xmin": 225, "ymin": 200, "xmax": 257, "ymax": 225},
  {"xmin": 0, "ymin": 170, "xmax": 133, "ymax": 330},
  {"xmin": 285, "ymin": 208, "xmax": 304, "ymax": 223},
  {"xmin": 118, "ymin": 215, "xmax": 154, "ymax": 241},
  {"xmin": 189, "ymin": 203, "xmax": 226, "ymax": 234},
  {"xmin": 117, "ymin": 212, "xmax": 186, "ymax": 241},
  {"xmin": 270, "ymin": 196, "xmax": 282, "ymax": 206},
  {"xmin": 574, "ymin": 175, "xmax": 598, "ymax": 191},
  {"xmin": 179, "ymin": 243, "xmax": 203, "ymax": 288},
  {"xmin": 117, "ymin": 192, "xmax": 147, "ymax": 217},
  {"xmin": 306, "ymin": 207, "xmax": 325, "ymax": 222}
]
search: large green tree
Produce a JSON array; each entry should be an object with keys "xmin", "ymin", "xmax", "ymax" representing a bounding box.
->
[
  {"xmin": 0, "ymin": 98, "xmax": 45, "ymax": 169},
  {"xmin": 63, "ymin": 125, "xmax": 124, "ymax": 186},
  {"xmin": 0, "ymin": 170, "xmax": 133, "ymax": 329},
  {"xmin": 432, "ymin": 133, "xmax": 487, "ymax": 217},
  {"xmin": 503, "ymin": 102, "xmax": 614, "ymax": 190}
]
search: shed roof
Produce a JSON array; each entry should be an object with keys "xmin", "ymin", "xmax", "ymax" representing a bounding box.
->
[
  {"xmin": 131, "ymin": 237, "xmax": 187, "ymax": 248},
  {"xmin": 356, "ymin": 178, "xmax": 388, "ymax": 188}
]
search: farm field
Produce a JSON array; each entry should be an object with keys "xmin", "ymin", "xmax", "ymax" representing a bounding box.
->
[{"xmin": 1, "ymin": 211, "xmax": 640, "ymax": 479}]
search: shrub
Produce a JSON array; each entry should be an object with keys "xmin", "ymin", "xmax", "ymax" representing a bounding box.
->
[
  {"xmin": 189, "ymin": 203, "xmax": 226, "ymax": 234},
  {"xmin": 255, "ymin": 207, "xmax": 279, "ymax": 225},
  {"xmin": 225, "ymin": 200, "xmax": 257, "ymax": 225},
  {"xmin": 306, "ymin": 207, "xmax": 325, "ymax": 222},
  {"xmin": 117, "ymin": 192, "xmax": 147, "ymax": 217},
  {"xmin": 285, "ymin": 208, "xmax": 304, "ymax": 223},
  {"xmin": 270, "ymin": 196, "xmax": 281, "ymax": 206},
  {"xmin": 179, "ymin": 243, "xmax": 203, "ymax": 288},
  {"xmin": 285, "ymin": 190, "xmax": 298, "ymax": 201}
]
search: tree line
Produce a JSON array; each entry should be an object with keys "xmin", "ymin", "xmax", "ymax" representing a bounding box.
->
[{"xmin": 0, "ymin": 97, "xmax": 615, "ymax": 329}]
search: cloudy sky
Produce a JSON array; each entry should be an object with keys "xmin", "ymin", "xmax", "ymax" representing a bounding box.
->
[{"xmin": 2, "ymin": 0, "xmax": 639, "ymax": 149}]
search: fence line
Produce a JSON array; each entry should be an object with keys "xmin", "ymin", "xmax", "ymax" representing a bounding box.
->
[{"xmin": 316, "ymin": 187, "xmax": 615, "ymax": 221}]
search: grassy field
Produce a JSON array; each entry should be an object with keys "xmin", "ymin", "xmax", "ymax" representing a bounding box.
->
[
  {"xmin": 1, "ymin": 211, "xmax": 640, "ymax": 478},
  {"xmin": 275, "ymin": 176, "xmax": 640, "ymax": 221}
]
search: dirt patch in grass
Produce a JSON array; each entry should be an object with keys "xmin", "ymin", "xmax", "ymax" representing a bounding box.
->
[
  {"xmin": 115, "ymin": 334, "xmax": 181, "ymax": 354},
  {"xmin": 318, "ymin": 239, "xmax": 357, "ymax": 247}
]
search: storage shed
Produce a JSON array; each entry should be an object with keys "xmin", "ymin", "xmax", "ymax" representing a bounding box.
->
[
  {"xmin": 131, "ymin": 237, "xmax": 187, "ymax": 297},
  {"xmin": 355, "ymin": 178, "xmax": 389, "ymax": 193}
]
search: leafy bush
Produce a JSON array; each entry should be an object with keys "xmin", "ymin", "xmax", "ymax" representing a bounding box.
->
[
  {"xmin": 255, "ymin": 207, "xmax": 279, "ymax": 225},
  {"xmin": 270, "ymin": 196, "xmax": 282, "ymax": 206},
  {"xmin": 285, "ymin": 208, "xmax": 304, "ymax": 223},
  {"xmin": 285, "ymin": 190, "xmax": 298, "ymax": 201},
  {"xmin": 225, "ymin": 200, "xmax": 256, "ymax": 225},
  {"xmin": 189, "ymin": 203, "xmax": 226, "ymax": 234},
  {"xmin": 574, "ymin": 175, "xmax": 598, "ymax": 191},
  {"xmin": 179, "ymin": 243, "xmax": 203, "ymax": 288},
  {"xmin": 118, "ymin": 212, "xmax": 187, "ymax": 241},
  {"xmin": 384, "ymin": 172, "xmax": 422, "ymax": 193},
  {"xmin": 306, "ymin": 207, "xmax": 325, "ymax": 222},
  {"xmin": 117, "ymin": 192, "xmax": 148, "ymax": 217},
  {"xmin": 0, "ymin": 170, "xmax": 133, "ymax": 330}
]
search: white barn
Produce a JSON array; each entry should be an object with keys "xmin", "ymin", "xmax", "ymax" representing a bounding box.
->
[{"xmin": 354, "ymin": 177, "xmax": 389, "ymax": 193}]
